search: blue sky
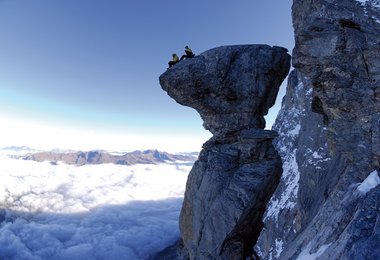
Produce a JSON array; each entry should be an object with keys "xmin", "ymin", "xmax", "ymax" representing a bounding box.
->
[{"xmin": 0, "ymin": 0, "xmax": 293, "ymax": 151}]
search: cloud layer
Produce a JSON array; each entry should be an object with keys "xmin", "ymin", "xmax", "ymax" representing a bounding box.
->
[{"xmin": 0, "ymin": 154, "xmax": 191, "ymax": 259}]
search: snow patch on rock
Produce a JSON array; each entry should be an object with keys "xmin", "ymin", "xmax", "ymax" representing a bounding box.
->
[
  {"xmin": 264, "ymin": 80, "xmax": 305, "ymax": 221},
  {"xmin": 265, "ymin": 149, "xmax": 299, "ymax": 221},
  {"xmin": 296, "ymin": 242, "xmax": 332, "ymax": 260},
  {"xmin": 274, "ymin": 238, "xmax": 284, "ymax": 258},
  {"xmin": 357, "ymin": 170, "xmax": 380, "ymax": 194},
  {"xmin": 356, "ymin": 0, "xmax": 380, "ymax": 23},
  {"xmin": 356, "ymin": 0, "xmax": 380, "ymax": 8}
]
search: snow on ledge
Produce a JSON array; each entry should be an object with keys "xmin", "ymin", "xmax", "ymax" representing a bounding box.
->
[
  {"xmin": 356, "ymin": 0, "xmax": 380, "ymax": 8},
  {"xmin": 357, "ymin": 170, "xmax": 380, "ymax": 194},
  {"xmin": 355, "ymin": 0, "xmax": 380, "ymax": 24},
  {"xmin": 297, "ymin": 242, "xmax": 332, "ymax": 260}
]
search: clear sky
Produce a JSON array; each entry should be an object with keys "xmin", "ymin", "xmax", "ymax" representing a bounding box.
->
[{"xmin": 0, "ymin": 0, "xmax": 293, "ymax": 152}]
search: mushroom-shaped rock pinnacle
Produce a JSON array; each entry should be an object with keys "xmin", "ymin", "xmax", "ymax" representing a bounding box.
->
[{"xmin": 159, "ymin": 44, "xmax": 291, "ymax": 136}]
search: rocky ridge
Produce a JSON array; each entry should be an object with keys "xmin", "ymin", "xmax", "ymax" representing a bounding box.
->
[
  {"xmin": 160, "ymin": 45, "xmax": 290, "ymax": 259},
  {"xmin": 19, "ymin": 150, "xmax": 195, "ymax": 166}
]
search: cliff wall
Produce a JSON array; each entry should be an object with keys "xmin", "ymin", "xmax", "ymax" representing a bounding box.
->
[
  {"xmin": 257, "ymin": 1, "xmax": 380, "ymax": 259},
  {"xmin": 256, "ymin": 70, "xmax": 332, "ymax": 259}
]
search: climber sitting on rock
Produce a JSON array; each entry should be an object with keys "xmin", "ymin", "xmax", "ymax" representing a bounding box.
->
[
  {"xmin": 180, "ymin": 46, "xmax": 195, "ymax": 60},
  {"xmin": 168, "ymin": 53, "xmax": 179, "ymax": 68}
]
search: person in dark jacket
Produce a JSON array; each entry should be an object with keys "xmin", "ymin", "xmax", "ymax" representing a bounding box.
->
[
  {"xmin": 180, "ymin": 46, "xmax": 195, "ymax": 60},
  {"xmin": 168, "ymin": 53, "xmax": 179, "ymax": 68}
]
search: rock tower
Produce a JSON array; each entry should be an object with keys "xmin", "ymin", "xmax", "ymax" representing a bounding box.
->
[{"xmin": 160, "ymin": 44, "xmax": 290, "ymax": 259}]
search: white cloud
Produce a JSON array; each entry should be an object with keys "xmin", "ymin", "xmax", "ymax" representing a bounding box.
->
[{"xmin": 0, "ymin": 154, "xmax": 192, "ymax": 259}]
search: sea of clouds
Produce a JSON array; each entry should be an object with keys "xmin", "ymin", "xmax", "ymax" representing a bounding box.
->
[{"xmin": 0, "ymin": 151, "xmax": 192, "ymax": 259}]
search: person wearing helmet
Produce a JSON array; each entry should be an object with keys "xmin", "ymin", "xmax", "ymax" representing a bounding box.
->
[
  {"xmin": 180, "ymin": 46, "xmax": 195, "ymax": 60},
  {"xmin": 168, "ymin": 53, "xmax": 179, "ymax": 68}
]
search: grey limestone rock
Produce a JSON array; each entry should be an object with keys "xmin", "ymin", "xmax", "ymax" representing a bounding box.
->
[
  {"xmin": 292, "ymin": 0, "xmax": 380, "ymax": 172},
  {"xmin": 159, "ymin": 45, "xmax": 290, "ymax": 259},
  {"xmin": 160, "ymin": 45, "xmax": 290, "ymax": 136},
  {"xmin": 255, "ymin": 1, "xmax": 380, "ymax": 259},
  {"xmin": 255, "ymin": 70, "xmax": 332, "ymax": 259}
]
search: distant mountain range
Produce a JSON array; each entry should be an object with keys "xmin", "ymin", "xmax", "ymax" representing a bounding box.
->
[{"xmin": 13, "ymin": 149, "xmax": 197, "ymax": 166}]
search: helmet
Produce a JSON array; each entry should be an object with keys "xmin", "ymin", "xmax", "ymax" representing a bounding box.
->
[
  {"xmin": 185, "ymin": 46, "xmax": 189, "ymax": 49},
  {"xmin": 172, "ymin": 53, "xmax": 176, "ymax": 56}
]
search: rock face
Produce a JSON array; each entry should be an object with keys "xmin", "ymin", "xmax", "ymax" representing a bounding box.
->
[
  {"xmin": 292, "ymin": 0, "xmax": 380, "ymax": 172},
  {"xmin": 159, "ymin": 45, "xmax": 290, "ymax": 259},
  {"xmin": 255, "ymin": 70, "xmax": 332, "ymax": 259},
  {"xmin": 256, "ymin": 1, "xmax": 380, "ymax": 259}
]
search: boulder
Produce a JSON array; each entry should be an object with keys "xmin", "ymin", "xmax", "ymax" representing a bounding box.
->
[{"xmin": 160, "ymin": 45, "xmax": 290, "ymax": 136}]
